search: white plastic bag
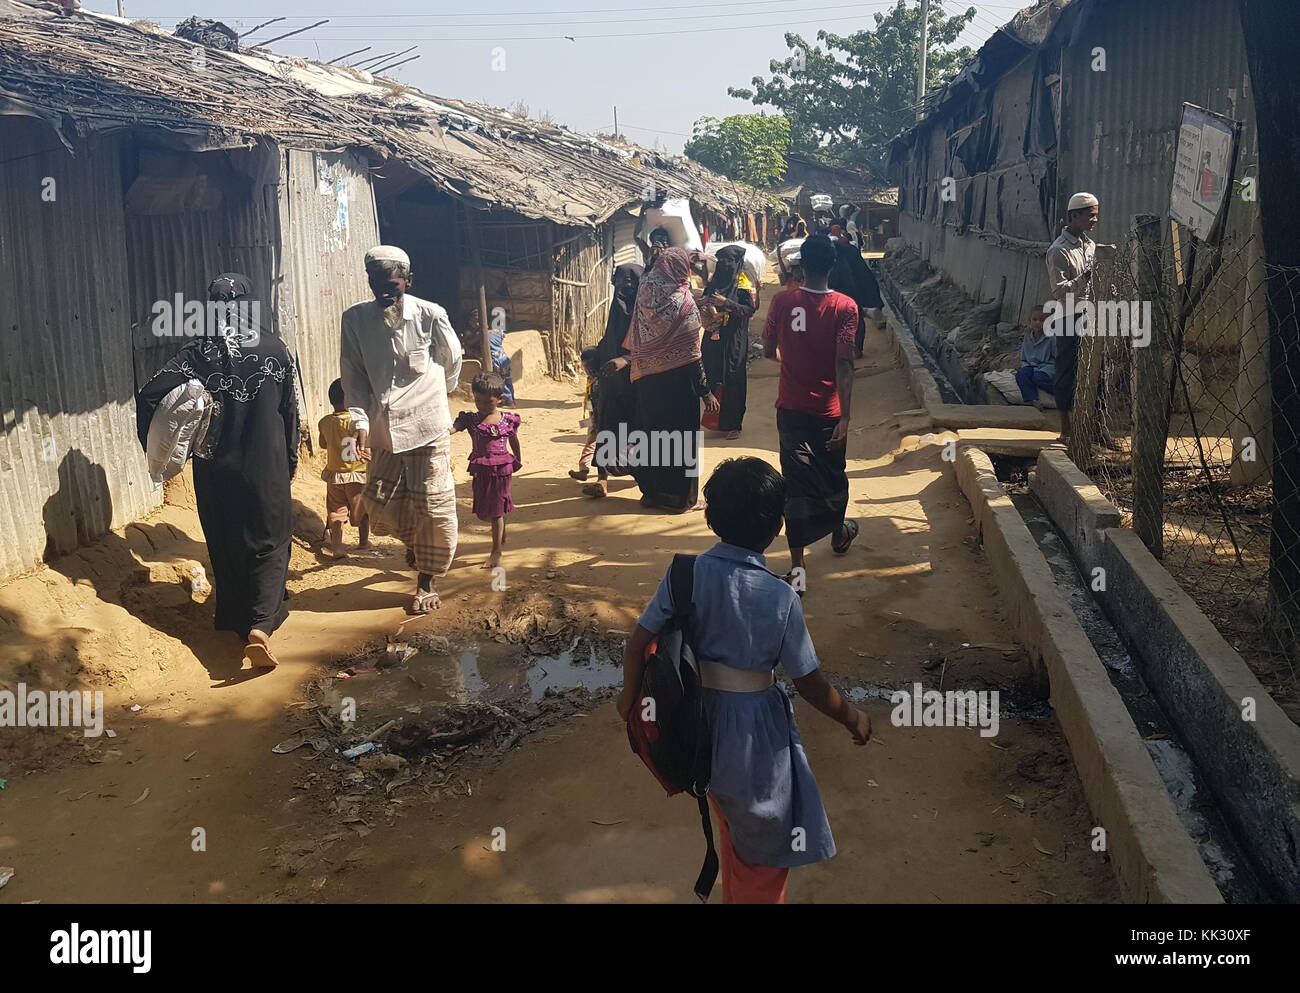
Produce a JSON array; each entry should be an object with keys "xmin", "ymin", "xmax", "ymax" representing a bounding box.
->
[
  {"xmin": 642, "ymin": 198, "xmax": 703, "ymax": 254},
  {"xmin": 146, "ymin": 378, "xmax": 214, "ymax": 484},
  {"xmin": 703, "ymin": 241, "xmax": 766, "ymax": 286}
]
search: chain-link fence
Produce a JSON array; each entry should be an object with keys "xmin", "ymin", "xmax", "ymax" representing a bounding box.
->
[{"xmin": 1066, "ymin": 214, "xmax": 1300, "ymax": 722}]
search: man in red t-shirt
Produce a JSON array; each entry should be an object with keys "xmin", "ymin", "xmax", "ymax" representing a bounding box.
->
[{"xmin": 762, "ymin": 234, "xmax": 859, "ymax": 583}]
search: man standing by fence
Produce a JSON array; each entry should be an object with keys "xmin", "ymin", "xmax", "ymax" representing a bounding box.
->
[{"xmin": 1046, "ymin": 192, "xmax": 1100, "ymax": 443}]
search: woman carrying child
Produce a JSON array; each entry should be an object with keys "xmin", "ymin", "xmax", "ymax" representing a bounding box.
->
[{"xmin": 452, "ymin": 373, "xmax": 521, "ymax": 569}]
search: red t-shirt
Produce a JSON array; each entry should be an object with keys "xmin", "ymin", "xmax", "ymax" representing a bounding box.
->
[{"xmin": 763, "ymin": 287, "xmax": 858, "ymax": 418}]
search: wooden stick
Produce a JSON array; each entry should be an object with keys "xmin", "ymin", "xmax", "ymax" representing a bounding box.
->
[{"xmin": 260, "ymin": 19, "xmax": 329, "ymax": 47}]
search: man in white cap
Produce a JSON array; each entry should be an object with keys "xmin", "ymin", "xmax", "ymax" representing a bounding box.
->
[
  {"xmin": 1045, "ymin": 192, "xmax": 1099, "ymax": 441},
  {"xmin": 341, "ymin": 245, "xmax": 462, "ymax": 614}
]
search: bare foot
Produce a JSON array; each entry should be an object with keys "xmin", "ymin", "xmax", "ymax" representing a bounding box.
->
[
  {"xmin": 724, "ymin": 430, "xmax": 741, "ymax": 440},
  {"xmin": 487, "ymin": 550, "xmax": 503, "ymax": 570},
  {"xmin": 357, "ymin": 540, "xmax": 372, "ymax": 551}
]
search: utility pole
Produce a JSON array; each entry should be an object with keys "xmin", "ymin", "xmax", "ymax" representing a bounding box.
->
[
  {"xmin": 916, "ymin": 0, "xmax": 930, "ymax": 121},
  {"xmin": 613, "ymin": 105, "xmax": 619, "ymax": 139},
  {"xmin": 117, "ymin": 1, "xmax": 124, "ymax": 16}
]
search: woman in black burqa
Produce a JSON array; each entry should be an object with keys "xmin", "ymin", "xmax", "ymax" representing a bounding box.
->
[
  {"xmin": 135, "ymin": 273, "xmax": 299, "ymax": 668},
  {"xmin": 583, "ymin": 262, "xmax": 643, "ymax": 499},
  {"xmin": 700, "ymin": 245, "xmax": 756, "ymax": 439}
]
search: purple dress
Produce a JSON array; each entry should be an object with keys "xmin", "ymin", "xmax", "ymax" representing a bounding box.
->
[{"xmin": 454, "ymin": 410, "xmax": 521, "ymax": 520}]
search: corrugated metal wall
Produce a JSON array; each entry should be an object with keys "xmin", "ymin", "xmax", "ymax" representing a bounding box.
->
[
  {"xmin": 282, "ymin": 148, "xmax": 382, "ymax": 422},
  {"xmin": 1060, "ymin": 0, "xmax": 1257, "ymax": 253},
  {"xmin": 0, "ymin": 119, "xmax": 157, "ymax": 579},
  {"xmin": 126, "ymin": 141, "xmax": 284, "ymax": 386},
  {"xmin": 894, "ymin": 0, "xmax": 1257, "ymax": 326},
  {"xmin": 612, "ymin": 209, "xmax": 640, "ymax": 268}
]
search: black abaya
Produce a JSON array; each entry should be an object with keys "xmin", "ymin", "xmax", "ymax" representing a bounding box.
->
[
  {"xmin": 137, "ymin": 327, "xmax": 299, "ymax": 639},
  {"xmin": 701, "ymin": 286, "xmax": 752, "ymax": 433},
  {"xmin": 632, "ymin": 360, "xmax": 707, "ymax": 511}
]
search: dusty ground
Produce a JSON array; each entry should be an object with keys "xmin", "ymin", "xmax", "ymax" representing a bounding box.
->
[{"xmin": 0, "ymin": 285, "xmax": 1121, "ymax": 904}]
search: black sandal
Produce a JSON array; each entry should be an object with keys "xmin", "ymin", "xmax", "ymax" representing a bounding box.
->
[{"xmin": 832, "ymin": 519, "xmax": 859, "ymax": 555}]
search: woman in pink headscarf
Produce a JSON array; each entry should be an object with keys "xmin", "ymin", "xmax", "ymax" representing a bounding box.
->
[{"xmin": 624, "ymin": 247, "xmax": 719, "ymax": 512}]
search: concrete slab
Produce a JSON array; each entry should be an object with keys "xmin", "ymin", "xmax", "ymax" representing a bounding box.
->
[
  {"xmin": 929, "ymin": 403, "xmax": 1049, "ymax": 431},
  {"xmin": 955, "ymin": 430, "xmax": 1062, "ymax": 458},
  {"xmin": 954, "ymin": 447, "xmax": 1223, "ymax": 904}
]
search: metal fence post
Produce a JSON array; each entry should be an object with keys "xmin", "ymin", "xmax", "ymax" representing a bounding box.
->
[{"xmin": 1131, "ymin": 214, "xmax": 1173, "ymax": 557}]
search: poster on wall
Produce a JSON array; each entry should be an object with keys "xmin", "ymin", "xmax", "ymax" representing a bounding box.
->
[{"xmin": 1168, "ymin": 103, "xmax": 1239, "ymax": 242}]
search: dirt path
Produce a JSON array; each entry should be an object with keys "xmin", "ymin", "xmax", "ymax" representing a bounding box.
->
[{"xmin": 0, "ymin": 300, "xmax": 1120, "ymax": 903}]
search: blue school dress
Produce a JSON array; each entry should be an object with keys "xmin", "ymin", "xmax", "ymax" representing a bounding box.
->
[{"xmin": 638, "ymin": 541, "xmax": 836, "ymax": 868}]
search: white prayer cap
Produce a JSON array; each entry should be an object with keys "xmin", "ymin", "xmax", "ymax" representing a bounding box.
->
[
  {"xmin": 364, "ymin": 245, "xmax": 411, "ymax": 267},
  {"xmin": 1068, "ymin": 192, "xmax": 1099, "ymax": 211}
]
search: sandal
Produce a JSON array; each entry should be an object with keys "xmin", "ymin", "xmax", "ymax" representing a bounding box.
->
[
  {"xmin": 724, "ymin": 430, "xmax": 741, "ymax": 440},
  {"xmin": 245, "ymin": 642, "xmax": 278, "ymax": 669},
  {"xmin": 583, "ymin": 481, "xmax": 608, "ymax": 498},
  {"xmin": 408, "ymin": 590, "xmax": 441, "ymax": 615},
  {"xmin": 831, "ymin": 519, "xmax": 860, "ymax": 555}
]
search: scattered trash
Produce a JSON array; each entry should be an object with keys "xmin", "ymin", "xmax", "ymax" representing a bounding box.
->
[
  {"xmin": 128, "ymin": 788, "xmax": 150, "ymax": 807},
  {"xmin": 0, "ymin": 778, "xmax": 6, "ymax": 790},
  {"xmin": 0, "ymin": 867, "xmax": 13, "ymax": 889},
  {"xmin": 1004, "ymin": 793, "xmax": 1025, "ymax": 811},
  {"xmin": 272, "ymin": 729, "xmax": 331, "ymax": 754},
  {"xmin": 590, "ymin": 818, "xmax": 624, "ymax": 826},
  {"xmin": 1032, "ymin": 838, "xmax": 1055, "ymax": 856},
  {"xmin": 183, "ymin": 750, "xmax": 197, "ymax": 762},
  {"xmin": 341, "ymin": 742, "xmax": 377, "ymax": 759},
  {"xmin": 106, "ymin": 730, "xmax": 117, "ymax": 738},
  {"xmin": 866, "ymin": 779, "xmax": 880, "ymax": 788}
]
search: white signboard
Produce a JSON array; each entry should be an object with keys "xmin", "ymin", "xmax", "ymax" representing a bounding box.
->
[{"xmin": 1168, "ymin": 104, "xmax": 1237, "ymax": 241}]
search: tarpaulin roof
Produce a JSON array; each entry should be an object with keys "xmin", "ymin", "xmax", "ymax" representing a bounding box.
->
[{"xmin": 0, "ymin": 1, "xmax": 770, "ymax": 226}]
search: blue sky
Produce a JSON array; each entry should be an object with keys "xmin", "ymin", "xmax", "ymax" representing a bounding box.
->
[{"xmin": 98, "ymin": 1, "xmax": 1011, "ymax": 153}]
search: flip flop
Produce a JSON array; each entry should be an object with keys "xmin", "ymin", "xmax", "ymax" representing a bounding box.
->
[
  {"xmin": 408, "ymin": 590, "xmax": 441, "ymax": 615},
  {"xmin": 831, "ymin": 519, "xmax": 860, "ymax": 555},
  {"xmin": 245, "ymin": 642, "xmax": 278, "ymax": 669}
]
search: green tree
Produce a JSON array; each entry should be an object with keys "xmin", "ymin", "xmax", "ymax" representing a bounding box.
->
[
  {"xmin": 684, "ymin": 113, "xmax": 791, "ymax": 186},
  {"xmin": 729, "ymin": 0, "xmax": 976, "ymax": 175}
]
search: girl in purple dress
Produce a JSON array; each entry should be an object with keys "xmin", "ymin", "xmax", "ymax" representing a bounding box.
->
[{"xmin": 452, "ymin": 373, "xmax": 521, "ymax": 569}]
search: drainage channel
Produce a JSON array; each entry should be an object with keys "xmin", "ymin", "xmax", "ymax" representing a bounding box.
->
[{"xmin": 997, "ymin": 468, "xmax": 1268, "ymax": 903}]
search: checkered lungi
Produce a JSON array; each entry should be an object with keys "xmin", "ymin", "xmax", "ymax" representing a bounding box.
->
[{"xmin": 361, "ymin": 437, "xmax": 458, "ymax": 577}]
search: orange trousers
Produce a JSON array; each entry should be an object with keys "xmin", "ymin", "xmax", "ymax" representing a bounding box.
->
[{"xmin": 709, "ymin": 797, "xmax": 789, "ymax": 904}]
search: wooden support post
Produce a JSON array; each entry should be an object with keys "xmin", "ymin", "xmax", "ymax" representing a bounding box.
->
[
  {"xmin": 462, "ymin": 203, "xmax": 493, "ymax": 370},
  {"xmin": 1131, "ymin": 213, "xmax": 1174, "ymax": 558}
]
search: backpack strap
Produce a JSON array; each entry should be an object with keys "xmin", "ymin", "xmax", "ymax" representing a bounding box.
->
[
  {"xmin": 668, "ymin": 553, "xmax": 697, "ymax": 636},
  {"xmin": 669, "ymin": 554, "xmax": 719, "ymax": 903}
]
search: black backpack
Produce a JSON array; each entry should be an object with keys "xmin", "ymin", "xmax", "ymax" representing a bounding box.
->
[{"xmin": 625, "ymin": 554, "xmax": 718, "ymax": 902}]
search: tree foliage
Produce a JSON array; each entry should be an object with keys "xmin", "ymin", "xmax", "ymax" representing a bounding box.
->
[
  {"xmin": 728, "ymin": 0, "xmax": 976, "ymax": 176},
  {"xmin": 684, "ymin": 113, "xmax": 791, "ymax": 187}
]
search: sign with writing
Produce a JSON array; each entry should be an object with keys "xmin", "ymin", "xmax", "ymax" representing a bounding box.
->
[{"xmin": 1169, "ymin": 103, "xmax": 1238, "ymax": 241}]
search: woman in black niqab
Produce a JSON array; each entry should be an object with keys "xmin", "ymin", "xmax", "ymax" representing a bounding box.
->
[
  {"xmin": 135, "ymin": 272, "xmax": 299, "ymax": 668},
  {"xmin": 583, "ymin": 262, "xmax": 644, "ymax": 498}
]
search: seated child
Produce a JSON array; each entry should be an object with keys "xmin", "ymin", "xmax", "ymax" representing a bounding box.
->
[
  {"xmin": 452, "ymin": 373, "xmax": 521, "ymax": 570},
  {"xmin": 1016, "ymin": 309, "xmax": 1056, "ymax": 406},
  {"xmin": 618, "ymin": 457, "xmax": 871, "ymax": 904},
  {"xmin": 569, "ymin": 347, "xmax": 602, "ymax": 482},
  {"xmin": 464, "ymin": 319, "xmax": 516, "ymax": 407},
  {"xmin": 318, "ymin": 378, "xmax": 370, "ymax": 559}
]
